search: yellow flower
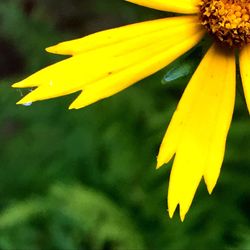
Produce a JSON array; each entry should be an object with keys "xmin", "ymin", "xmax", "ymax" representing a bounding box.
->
[{"xmin": 13, "ymin": 0, "xmax": 250, "ymax": 221}]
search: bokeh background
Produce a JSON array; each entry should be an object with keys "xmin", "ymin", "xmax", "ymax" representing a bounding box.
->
[{"xmin": 0, "ymin": 0, "xmax": 250, "ymax": 249}]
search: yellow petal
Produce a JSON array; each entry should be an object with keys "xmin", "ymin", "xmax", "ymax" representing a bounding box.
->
[
  {"xmin": 239, "ymin": 44, "xmax": 250, "ymax": 114},
  {"xmin": 46, "ymin": 16, "xmax": 198, "ymax": 56},
  {"xmin": 69, "ymin": 31, "xmax": 203, "ymax": 109},
  {"xmin": 157, "ymin": 44, "xmax": 236, "ymax": 220},
  {"xmin": 13, "ymin": 17, "xmax": 204, "ymax": 106},
  {"xmin": 125, "ymin": 0, "xmax": 199, "ymax": 14}
]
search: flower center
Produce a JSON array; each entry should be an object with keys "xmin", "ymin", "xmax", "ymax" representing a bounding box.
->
[{"xmin": 199, "ymin": 0, "xmax": 250, "ymax": 47}]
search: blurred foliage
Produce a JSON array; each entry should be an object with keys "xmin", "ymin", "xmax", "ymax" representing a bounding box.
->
[
  {"xmin": 0, "ymin": 0, "xmax": 249, "ymax": 249},
  {"xmin": 0, "ymin": 184, "xmax": 144, "ymax": 250}
]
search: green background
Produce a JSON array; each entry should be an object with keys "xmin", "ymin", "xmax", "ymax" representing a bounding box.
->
[{"xmin": 0, "ymin": 0, "xmax": 249, "ymax": 249}]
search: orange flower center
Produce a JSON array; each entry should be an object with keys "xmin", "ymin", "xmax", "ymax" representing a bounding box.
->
[{"xmin": 199, "ymin": 0, "xmax": 250, "ymax": 47}]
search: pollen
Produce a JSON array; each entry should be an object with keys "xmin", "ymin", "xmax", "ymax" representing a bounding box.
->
[{"xmin": 199, "ymin": 0, "xmax": 250, "ymax": 47}]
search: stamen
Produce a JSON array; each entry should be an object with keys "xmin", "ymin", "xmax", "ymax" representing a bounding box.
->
[{"xmin": 199, "ymin": 0, "xmax": 250, "ymax": 47}]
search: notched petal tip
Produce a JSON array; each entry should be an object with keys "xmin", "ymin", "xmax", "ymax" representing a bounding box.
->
[
  {"xmin": 208, "ymin": 188, "xmax": 213, "ymax": 195},
  {"xmin": 16, "ymin": 95, "xmax": 35, "ymax": 105},
  {"xmin": 12, "ymin": 82, "xmax": 20, "ymax": 88},
  {"xmin": 168, "ymin": 198, "xmax": 179, "ymax": 219},
  {"xmin": 179, "ymin": 204, "xmax": 188, "ymax": 222},
  {"xmin": 68, "ymin": 102, "xmax": 82, "ymax": 110},
  {"xmin": 45, "ymin": 45, "xmax": 64, "ymax": 55},
  {"xmin": 156, "ymin": 160, "xmax": 164, "ymax": 169},
  {"xmin": 46, "ymin": 41, "xmax": 74, "ymax": 55},
  {"xmin": 180, "ymin": 213, "xmax": 186, "ymax": 222},
  {"xmin": 168, "ymin": 202, "xmax": 187, "ymax": 221},
  {"xmin": 68, "ymin": 96, "xmax": 89, "ymax": 110},
  {"xmin": 12, "ymin": 79, "xmax": 37, "ymax": 88},
  {"xmin": 45, "ymin": 46, "xmax": 56, "ymax": 53},
  {"xmin": 168, "ymin": 207, "xmax": 175, "ymax": 219},
  {"xmin": 45, "ymin": 44, "xmax": 69, "ymax": 55},
  {"xmin": 205, "ymin": 180, "xmax": 216, "ymax": 195},
  {"xmin": 156, "ymin": 150, "xmax": 175, "ymax": 170},
  {"xmin": 15, "ymin": 87, "xmax": 44, "ymax": 105},
  {"xmin": 12, "ymin": 81, "xmax": 26, "ymax": 88},
  {"xmin": 68, "ymin": 103, "xmax": 79, "ymax": 110}
]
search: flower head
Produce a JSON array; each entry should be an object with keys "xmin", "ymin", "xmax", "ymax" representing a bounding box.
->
[
  {"xmin": 199, "ymin": 0, "xmax": 250, "ymax": 47},
  {"xmin": 12, "ymin": 0, "xmax": 250, "ymax": 221}
]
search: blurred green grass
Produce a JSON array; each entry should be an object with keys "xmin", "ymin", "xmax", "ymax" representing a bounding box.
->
[{"xmin": 0, "ymin": 0, "xmax": 249, "ymax": 249}]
